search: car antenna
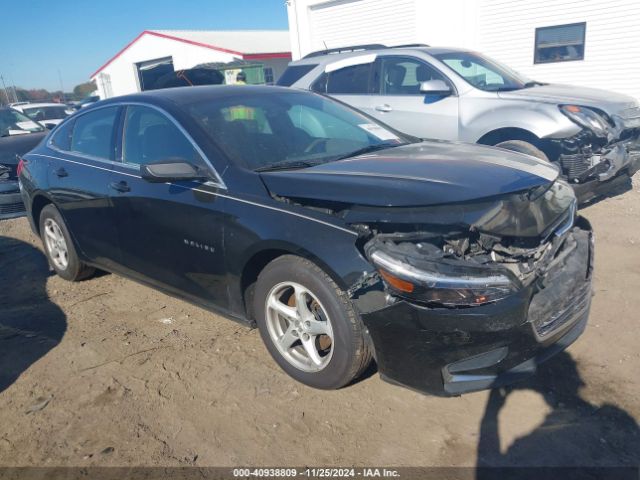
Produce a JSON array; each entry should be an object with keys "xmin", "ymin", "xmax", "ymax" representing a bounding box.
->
[{"xmin": 323, "ymin": 40, "xmax": 328, "ymax": 54}]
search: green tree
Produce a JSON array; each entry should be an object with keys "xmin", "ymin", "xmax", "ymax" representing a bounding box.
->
[{"xmin": 73, "ymin": 81, "xmax": 97, "ymax": 100}]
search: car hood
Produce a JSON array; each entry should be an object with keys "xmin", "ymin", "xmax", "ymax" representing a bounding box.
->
[
  {"xmin": 260, "ymin": 141, "xmax": 559, "ymax": 208},
  {"xmin": 260, "ymin": 141, "xmax": 577, "ymax": 239},
  {"xmin": 498, "ymin": 83, "xmax": 639, "ymax": 115}
]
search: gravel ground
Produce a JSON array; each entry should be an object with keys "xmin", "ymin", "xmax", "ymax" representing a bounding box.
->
[{"xmin": 0, "ymin": 181, "xmax": 639, "ymax": 468}]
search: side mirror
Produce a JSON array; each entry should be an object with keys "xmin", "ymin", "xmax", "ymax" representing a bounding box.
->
[
  {"xmin": 141, "ymin": 159, "xmax": 207, "ymax": 183},
  {"xmin": 419, "ymin": 79, "xmax": 452, "ymax": 95}
]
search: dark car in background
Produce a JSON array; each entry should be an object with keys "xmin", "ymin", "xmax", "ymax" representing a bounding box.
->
[
  {"xmin": 19, "ymin": 86, "xmax": 593, "ymax": 395},
  {"xmin": 0, "ymin": 108, "xmax": 46, "ymax": 219}
]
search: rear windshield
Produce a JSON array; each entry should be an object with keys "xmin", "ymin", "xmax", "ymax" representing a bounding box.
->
[
  {"xmin": 276, "ymin": 64, "xmax": 317, "ymax": 86},
  {"xmin": 23, "ymin": 106, "xmax": 68, "ymax": 121}
]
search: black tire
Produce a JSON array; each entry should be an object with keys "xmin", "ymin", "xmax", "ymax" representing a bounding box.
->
[
  {"xmin": 39, "ymin": 204, "xmax": 94, "ymax": 281},
  {"xmin": 494, "ymin": 140, "xmax": 549, "ymax": 161},
  {"xmin": 253, "ymin": 255, "xmax": 372, "ymax": 390}
]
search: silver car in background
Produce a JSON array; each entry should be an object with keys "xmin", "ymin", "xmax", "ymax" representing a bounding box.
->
[{"xmin": 281, "ymin": 44, "xmax": 640, "ymax": 203}]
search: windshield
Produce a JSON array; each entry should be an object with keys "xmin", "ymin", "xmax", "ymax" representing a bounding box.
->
[
  {"xmin": 0, "ymin": 109, "xmax": 45, "ymax": 137},
  {"xmin": 23, "ymin": 106, "xmax": 68, "ymax": 121},
  {"xmin": 434, "ymin": 51, "xmax": 533, "ymax": 92},
  {"xmin": 187, "ymin": 91, "xmax": 411, "ymax": 171}
]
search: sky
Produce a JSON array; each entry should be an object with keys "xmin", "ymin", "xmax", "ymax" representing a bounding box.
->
[{"xmin": 0, "ymin": 0, "xmax": 289, "ymax": 92}]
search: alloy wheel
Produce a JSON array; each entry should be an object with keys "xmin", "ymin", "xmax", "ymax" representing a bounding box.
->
[
  {"xmin": 43, "ymin": 218, "xmax": 69, "ymax": 270},
  {"xmin": 265, "ymin": 281, "xmax": 334, "ymax": 372}
]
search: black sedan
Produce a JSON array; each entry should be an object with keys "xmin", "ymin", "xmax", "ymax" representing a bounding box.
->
[
  {"xmin": 19, "ymin": 86, "xmax": 593, "ymax": 395},
  {"xmin": 1, "ymin": 108, "xmax": 47, "ymax": 219}
]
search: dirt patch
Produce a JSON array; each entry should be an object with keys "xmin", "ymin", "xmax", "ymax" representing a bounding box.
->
[{"xmin": 1, "ymin": 182, "xmax": 639, "ymax": 467}]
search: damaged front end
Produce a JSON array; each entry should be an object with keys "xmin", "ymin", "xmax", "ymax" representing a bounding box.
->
[
  {"xmin": 551, "ymin": 104, "xmax": 640, "ymax": 203},
  {"xmin": 348, "ymin": 184, "xmax": 593, "ymax": 395},
  {"xmin": 259, "ymin": 142, "xmax": 594, "ymax": 395}
]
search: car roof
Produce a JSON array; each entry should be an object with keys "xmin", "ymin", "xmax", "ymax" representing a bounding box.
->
[
  {"xmin": 290, "ymin": 46, "xmax": 469, "ymax": 65},
  {"xmin": 100, "ymin": 85, "xmax": 303, "ymax": 107},
  {"xmin": 16, "ymin": 103, "xmax": 66, "ymax": 109}
]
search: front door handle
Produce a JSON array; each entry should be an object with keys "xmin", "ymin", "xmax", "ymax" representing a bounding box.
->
[
  {"xmin": 55, "ymin": 167, "xmax": 68, "ymax": 178},
  {"xmin": 375, "ymin": 104, "xmax": 393, "ymax": 112},
  {"xmin": 109, "ymin": 181, "xmax": 130, "ymax": 193}
]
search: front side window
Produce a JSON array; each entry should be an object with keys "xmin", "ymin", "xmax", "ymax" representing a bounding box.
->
[
  {"xmin": 70, "ymin": 107, "xmax": 119, "ymax": 159},
  {"xmin": 122, "ymin": 105, "xmax": 204, "ymax": 167},
  {"xmin": 0, "ymin": 109, "xmax": 44, "ymax": 137},
  {"xmin": 378, "ymin": 57, "xmax": 447, "ymax": 95},
  {"xmin": 535, "ymin": 22, "xmax": 586, "ymax": 64},
  {"xmin": 434, "ymin": 51, "xmax": 531, "ymax": 92},
  {"xmin": 187, "ymin": 91, "xmax": 409, "ymax": 171}
]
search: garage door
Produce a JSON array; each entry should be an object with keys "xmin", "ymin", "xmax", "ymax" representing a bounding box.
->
[{"xmin": 309, "ymin": 0, "xmax": 417, "ymax": 52}]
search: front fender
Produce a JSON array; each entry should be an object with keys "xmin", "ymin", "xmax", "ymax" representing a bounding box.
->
[{"xmin": 460, "ymin": 99, "xmax": 581, "ymax": 142}]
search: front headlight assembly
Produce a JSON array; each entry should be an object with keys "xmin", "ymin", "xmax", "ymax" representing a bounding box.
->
[
  {"xmin": 559, "ymin": 105, "xmax": 611, "ymax": 137},
  {"xmin": 369, "ymin": 249, "xmax": 518, "ymax": 307}
]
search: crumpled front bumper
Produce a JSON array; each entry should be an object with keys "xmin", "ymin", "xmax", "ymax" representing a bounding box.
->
[
  {"xmin": 0, "ymin": 180, "xmax": 26, "ymax": 220},
  {"xmin": 568, "ymin": 133, "xmax": 640, "ymax": 204},
  {"xmin": 359, "ymin": 220, "xmax": 594, "ymax": 396}
]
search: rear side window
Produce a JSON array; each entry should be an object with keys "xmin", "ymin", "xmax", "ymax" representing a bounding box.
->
[
  {"xmin": 50, "ymin": 120, "xmax": 74, "ymax": 151},
  {"xmin": 313, "ymin": 64, "xmax": 373, "ymax": 94},
  {"xmin": 276, "ymin": 64, "xmax": 317, "ymax": 86},
  {"xmin": 70, "ymin": 107, "xmax": 119, "ymax": 160},
  {"xmin": 122, "ymin": 105, "xmax": 204, "ymax": 167}
]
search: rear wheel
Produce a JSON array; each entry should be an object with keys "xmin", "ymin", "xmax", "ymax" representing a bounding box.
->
[
  {"xmin": 253, "ymin": 255, "xmax": 371, "ymax": 390},
  {"xmin": 494, "ymin": 140, "xmax": 549, "ymax": 161},
  {"xmin": 39, "ymin": 204, "xmax": 94, "ymax": 281}
]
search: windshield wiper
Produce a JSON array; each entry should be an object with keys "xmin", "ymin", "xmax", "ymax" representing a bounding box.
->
[
  {"xmin": 523, "ymin": 80, "xmax": 545, "ymax": 88},
  {"xmin": 255, "ymin": 160, "xmax": 321, "ymax": 172},
  {"xmin": 337, "ymin": 142, "xmax": 403, "ymax": 160}
]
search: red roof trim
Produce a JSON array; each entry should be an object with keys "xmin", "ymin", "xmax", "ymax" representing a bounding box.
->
[
  {"xmin": 146, "ymin": 30, "xmax": 245, "ymax": 56},
  {"xmin": 243, "ymin": 52, "xmax": 292, "ymax": 60},
  {"xmin": 90, "ymin": 30, "xmax": 291, "ymax": 78},
  {"xmin": 90, "ymin": 30, "xmax": 147, "ymax": 79}
]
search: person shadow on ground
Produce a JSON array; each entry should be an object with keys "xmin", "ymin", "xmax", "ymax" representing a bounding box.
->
[
  {"xmin": 476, "ymin": 350, "xmax": 640, "ymax": 480},
  {"xmin": 0, "ymin": 235, "xmax": 66, "ymax": 394}
]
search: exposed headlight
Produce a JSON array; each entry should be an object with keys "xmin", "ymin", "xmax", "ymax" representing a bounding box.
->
[
  {"xmin": 559, "ymin": 105, "xmax": 610, "ymax": 137},
  {"xmin": 369, "ymin": 249, "xmax": 518, "ymax": 307}
]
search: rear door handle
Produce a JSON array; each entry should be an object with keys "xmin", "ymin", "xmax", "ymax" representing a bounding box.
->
[
  {"xmin": 109, "ymin": 181, "xmax": 130, "ymax": 193},
  {"xmin": 55, "ymin": 168, "xmax": 68, "ymax": 178},
  {"xmin": 375, "ymin": 104, "xmax": 393, "ymax": 112}
]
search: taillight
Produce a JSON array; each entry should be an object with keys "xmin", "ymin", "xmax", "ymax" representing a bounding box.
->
[{"xmin": 16, "ymin": 157, "xmax": 25, "ymax": 177}]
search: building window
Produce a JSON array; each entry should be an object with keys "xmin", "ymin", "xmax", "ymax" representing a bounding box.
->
[
  {"xmin": 534, "ymin": 22, "xmax": 586, "ymax": 64},
  {"xmin": 264, "ymin": 67, "xmax": 274, "ymax": 85}
]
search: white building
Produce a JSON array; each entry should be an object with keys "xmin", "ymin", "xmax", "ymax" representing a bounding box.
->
[
  {"xmin": 91, "ymin": 30, "xmax": 291, "ymax": 99},
  {"xmin": 286, "ymin": 0, "xmax": 640, "ymax": 99}
]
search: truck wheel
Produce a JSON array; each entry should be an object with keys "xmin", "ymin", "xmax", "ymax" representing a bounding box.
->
[
  {"xmin": 39, "ymin": 204, "xmax": 94, "ymax": 281},
  {"xmin": 253, "ymin": 255, "xmax": 372, "ymax": 390},
  {"xmin": 495, "ymin": 140, "xmax": 549, "ymax": 161}
]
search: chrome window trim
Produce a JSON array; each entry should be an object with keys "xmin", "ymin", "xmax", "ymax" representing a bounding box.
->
[
  {"xmin": 29, "ymin": 153, "xmax": 140, "ymax": 178},
  {"xmin": 30, "ymin": 153, "xmax": 356, "ymax": 236},
  {"xmin": 47, "ymin": 101, "xmax": 227, "ymax": 190}
]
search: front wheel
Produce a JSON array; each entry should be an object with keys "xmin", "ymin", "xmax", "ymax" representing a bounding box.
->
[
  {"xmin": 253, "ymin": 255, "xmax": 372, "ymax": 390},
  {"xmin": 494, "ymin": 140, "xmax": 549, "ymax": 162}
]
